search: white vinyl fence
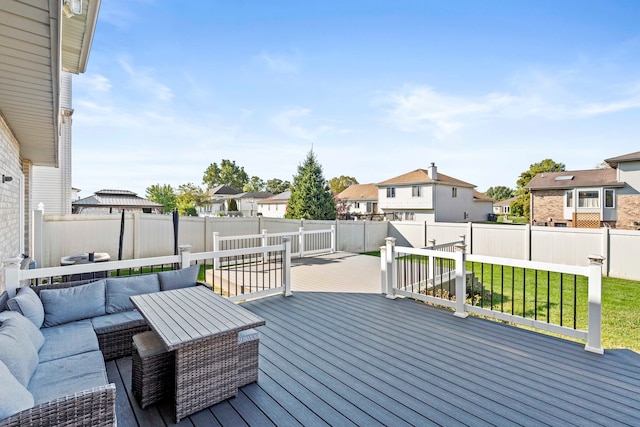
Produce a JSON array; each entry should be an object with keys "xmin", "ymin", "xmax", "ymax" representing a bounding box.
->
[{"xmin": 30, "ymin": 211, "xmax": 640, "ymax": 280}]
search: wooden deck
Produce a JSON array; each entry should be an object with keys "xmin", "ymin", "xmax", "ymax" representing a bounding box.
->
[{"xmin": 107, "ymin": 253, "xmax": 640, "ymax": 426}]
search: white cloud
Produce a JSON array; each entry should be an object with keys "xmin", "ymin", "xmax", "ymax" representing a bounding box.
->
[
  {"xmin": 77, "ymin": 74, "xmax": 112, "ymax": 92},
  {"xmin": 257, "ymin": 51, "xmax": 299, "ymax": 73},
  {"xmin": 271, "ymin": 108, "xmax": 315, "ymax": 139},
  {"xmin": 118, "ymin": 58, "xmax": 174, "ymax": 101}
]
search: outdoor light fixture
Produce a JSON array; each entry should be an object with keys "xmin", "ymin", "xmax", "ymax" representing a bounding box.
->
[
  {"xmin": 63, "ymin": 0, "xmax": 82, "ymax": 18},
  {"xmin": 2, "ymin": 175, "xmax": 12, "ymax": 184}
]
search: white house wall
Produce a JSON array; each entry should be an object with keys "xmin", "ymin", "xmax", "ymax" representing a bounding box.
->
[
  {"xmin": 434, "ymin": 185, "xmax": 474, "ymax": 222},
  {"xmin": 258, "ymin": 203, "xmax": 287, "ymax": 218},
  {"xmin": 378, "ymin": 185, "xmax": 434, "ymax": 210},
  {"xmin": 617, "ymin": 162, "xmax": 640, "ymax": 195}
]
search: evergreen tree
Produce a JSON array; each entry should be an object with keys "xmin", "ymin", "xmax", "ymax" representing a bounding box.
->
[{"xmin": 285, "ymin": 150, "xmax": 336, "ymax": 220}]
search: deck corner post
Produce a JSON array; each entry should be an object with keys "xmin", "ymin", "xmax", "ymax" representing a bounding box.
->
[
  {"xmin": 380, "ymin": 245, "xmax": 388, "ymax": 294},
  {"xmin": 453, "ymin": 244, "xmax": 469, "ymax": 318},
  {"xmin": 178, "ymin": 244, "xmax": 192, "ymax": 269},
  {"xmin": 213, "ymin": 232, "xmax": 220, "ymax": 270},
  {"xmin": 585, "ymin": 254, "xmax": 605, "ymax": 354},
  {"xmin": 283, "ymin": 237, "xmax": 292, "ymax": 296},
  {"xmin": 385, "ymin": 237, "xmax": 397, "ymax": 299}
]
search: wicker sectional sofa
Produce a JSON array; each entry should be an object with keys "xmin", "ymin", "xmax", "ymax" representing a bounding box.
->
[{"xmin": 0, "ymin": 266, "xmax": 200, "ymax": 426}]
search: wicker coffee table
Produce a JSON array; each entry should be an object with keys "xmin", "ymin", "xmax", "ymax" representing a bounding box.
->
[{"xmin": 130, "ymin": 285, "xmax": 265, "ymax": 422}]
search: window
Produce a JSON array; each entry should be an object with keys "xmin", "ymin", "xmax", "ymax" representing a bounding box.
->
[
  {"xmin": 354, "ymin": 202, "xmax": 360, "ymax": 209},
  {"xmin": 405, "ymin": 212, "xmax": 415, "ymax": 221},
  {"xmin": 566, "ymin": 190, "xmax": 573, "ymax": 208},
  {"xmin": 578, "ymin": 190, "xmax": 599, "ymax": 208},
  {"xmin": 452, "ymin": 187, "xmax": 457, "ymax": 198},
  {"xmin": 412, "ymin": 186, "xmax": 422, "ymax": 197},
  {"xmin": 605, "ymin": 189, "xmax": 615, "ymax": 208},
  {"xmin": 386, "ymin": 187, "xmax": 396, "ymax": 198}
]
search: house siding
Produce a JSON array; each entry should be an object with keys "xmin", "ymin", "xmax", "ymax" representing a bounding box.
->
[
  {"xmin": 0, "ymin": 117, "xmax": 24, "ymax": 292},
  {"xmin": 530, "ymin": 190, "xmax": 567, "ymax": 226}
]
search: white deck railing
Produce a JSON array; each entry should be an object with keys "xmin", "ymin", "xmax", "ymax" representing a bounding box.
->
[
  {"xmin": 381, "ymin": 237, "xmax": 604, "ymax": 354},
  {"xmin": 213, "ymin": 226, "xmax": 335, "ymax": 268},
  {"xmin": 4, "ymin": 241, "xmax": 292, "ymax": 303}
]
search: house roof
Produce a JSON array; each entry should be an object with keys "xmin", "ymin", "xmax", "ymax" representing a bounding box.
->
[
  {"xmin": 208, "ymin": 185, "xmax": 242, "ymax": 196},
  {"xmin": 604, "ymin": 151, "xmax": 640, "ymax": 168},
  {"xmin": 0, "ymin": 0, "xmax": 100, "ymax": 167},
  {"xmin": 258, "ymin": 191, "xmax": 291, "ymax": 204},
  {"xmin": 473, "ymin": 191, "xmax": 494, "ymax": 202},
  {"xmin": 377, "ymin": 169, "xmax": 475, "ymax": 188},
  {"xmin": 526, "ymin": 168, "xmax": 622, "ymax": 190},
  {"xmin": 73, "ymin": 189, "xmax": 163, "ymax": 208},
  {"xmin": 336, "ymin": 184, "xmax": 378, "ymax": 201},
  {"xmin": 493, "ymin": 196, "xmax": 520, "ymax": 207},
  {"xmin": 237, "ymin": 192, "xmax": 273, "ymax": 199}
]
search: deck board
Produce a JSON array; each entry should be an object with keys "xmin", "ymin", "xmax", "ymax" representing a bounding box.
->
[{"xmin": 107, "ymin": 256, "xmax": 640, "ymax": 426}]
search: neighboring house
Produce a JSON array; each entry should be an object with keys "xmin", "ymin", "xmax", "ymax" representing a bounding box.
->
[
  {"xmin": 72, "ymin": 190, "xmax": 164, "ymax": 214},
  {"xmin": 198, "ymin": 185, "xmax": 241, "ymax": 216},
  {"xmin": 493, "ymin": 196, "xmax": 520, "ymax": 215},
  {"xmin": 377, "ymin": 163, "xmax": 493, "ymax": 222},
  {"xmin": 236, "ymin": 192, "xmax": 273, "ymax": 217},
  {"xmin": 526, "ymin": 151, "xmax": 640, "ymax": 229},
  {"xmin": 0, "ymin": 0, "xmax": 101, "ymax": 292},
  {"xmin": 257, "ymin": 191, "xmax": 291, "ymax": 218},
  {"xmin": 336, "ymin": 184, "xmax": 380, "ymax": 218}
]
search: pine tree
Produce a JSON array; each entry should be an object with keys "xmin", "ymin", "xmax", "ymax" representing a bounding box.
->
[{"xmin": 285, "ymin": 150, "xmax": 337, "ymax": 220}]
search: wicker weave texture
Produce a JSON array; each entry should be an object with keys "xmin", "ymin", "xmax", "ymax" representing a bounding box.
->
[
  {"xmin": 99, "ymin": 324, "xmax": 150, "ymax": 360},
  {"xmin": 174, "ymin": 332, "xmax": 238, "ymax": 423},
  {"xmin": 0, "ymin": 384, "xmax": 116, "ymax": 427},
  {"xmin": 132, "ymin": 343, "xmax": 174, "ymax": 408},
  {"xmin": 237, "ymin": 339, "xmax": 259, "ymax": 387}
]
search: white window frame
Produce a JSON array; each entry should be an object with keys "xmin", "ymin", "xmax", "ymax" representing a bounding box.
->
[
  {"xmin": 452, "ymin": 187, "xmax": 457, "ymax": 198},
  {"xmin": 412, "ymin": 185, "xmax": 422, "ymax": 197},
  {"xmin": 578, "ymin": 189, "xmax": 600, "ymax": 208},
  {"xmin": 386, "ymin": 187, "xmax": 396, "ymax": 198},
  {"xmin": 565, "ymin": 190, "xmax": 573, "ymax": 208},
  {"xmin": 604, "ymin": 189, "xmax": 615, "ymax": 208}
]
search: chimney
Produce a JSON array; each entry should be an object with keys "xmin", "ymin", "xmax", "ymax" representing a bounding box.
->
[{"xmin": 427, "ymin": 162, "xmax": 437, "ymax": 180}]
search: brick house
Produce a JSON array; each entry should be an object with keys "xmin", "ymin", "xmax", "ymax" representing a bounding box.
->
[{"xmin": 526, "ymin": 151, "xmax": 640, "ymax": 229}]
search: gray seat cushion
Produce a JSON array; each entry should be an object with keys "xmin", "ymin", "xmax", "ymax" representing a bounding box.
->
[
  {"xmin": 157, "ymin": 265, "xmax": 200, "ymax": 291},
  {"xmin": 0, "ymin": 317, "xmax": 39, "ymax": 387},
  {"xmin": 0, "ymin": 360, "xmax": 34, "ymax": 420},
  {"xmin": 0, "ymin": 311, "xmax": 45, "ymax": 351},
  {"xmin": 6, "ymin": 287, "xmax": 44, "ymax": 329},
  {"xmin": 106, "ymin": 275, "xmax": 160, "ymax": 313},
  {"xmin": 91, "ymin": 310, "xmax": 145, "ymax": 334},
  {"xmin": 40, "ymin": 280, "xmax": 107, "ymax": 327},
  {"xmin": 38, "ymin": 320, "xmax": 99, "ymax": 363},
  {"xmin": 28, "ymin": 350, "xmax": 108, "ymax": 405}
]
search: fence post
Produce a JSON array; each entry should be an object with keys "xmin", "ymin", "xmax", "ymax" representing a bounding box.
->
[
  {"xmin": 330, "ymin": 225, "xmax": 336, "ymax": 253},
  {"xmin": 32, "ymin": 204, "xmax": 44, "ymax": 268},
  {"xmin": 3, "ymin": 258, "xmax": 21, "ymax": 297},
  {"xmin": 298, "ymin": 227, "xmax": 304, "ymax": 258},
  {"xmin": 385, "ymin": 237, "xmax": 397, "ymax": 299},
  {"xmin": 179, "ymin": 244, "xmax": 192, "ymax": 269},
  {"xmin": 585, "ymin": 254, "xmax": 604, "ymax": 354},
  {"xmin": 213, "ymin": 232, "xmax": 220, "ymax": 270},
  {"xmin": 524, "ymin": 223, "xmax": 531, "ymax": 261},
  {"xmin": 282, "ymin": 237, "xmax": 292, "ymax": 296},
  {"xmin": 453, "ymin": 243, "xmax": 469, "ymax": 318}
]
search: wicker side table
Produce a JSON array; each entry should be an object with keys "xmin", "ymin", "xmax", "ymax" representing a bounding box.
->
[
  {"xmin": 237, "ymin": 329, "xmax": 260, "ymax": 387},
  {"xmin": 132, "ymin": 331, "xmax": 174, "ymax": 408}
]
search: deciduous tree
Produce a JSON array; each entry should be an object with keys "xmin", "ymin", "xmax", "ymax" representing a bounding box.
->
[
  {"xmin": 484, "ymin": 186, "xmax": 516, "ymax": 201},
  {"xmin": 202, "ymin": 159, "xmax": 249, "ymax": 190},
  {"xmin": 243, "ymin": 176, "xmax": 265, "ymax": 192},
  {"xmin": 328, "ymin": 175, "xmax": 358, "ymax": 194},
  {"xmin": 265, "ymin": 178, "xmax": 291, "ymax": 194},
  {"xmin": 145, "ymin": 184, "xmax": 176, "ymax": 213}
]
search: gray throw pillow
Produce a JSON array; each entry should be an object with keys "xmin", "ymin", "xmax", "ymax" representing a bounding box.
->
[
  {"xmin": 0, "ymin": 317, "xmax": 39, "ymax": 387},
  {"xmin": 0, "ymin": 291, "xmax": 8, "ymax": 312},
  {"xmin": 40, "ymin": 280, "xmax": 107, "ymax": 327},
  {"xmin": 106, "ymin": 275, "xmax": 160, "ymax": 313},
  {"xmin": 0, "ymin": 360, "xmax": 34, "ymax": 420},
  {"xmin": 157, "ymin": 265, "xmax": 200, "ymax": 291},
  {"xmin": 7, "ymin": 287, "xmax": 44, "ymax": 329},
  {"xmin": 0, "ymin": 311, "xmax": 45, "ymax": 351}
]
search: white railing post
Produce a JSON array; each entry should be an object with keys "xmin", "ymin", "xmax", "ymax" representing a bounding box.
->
[
  {"xmin": 261, "ymin": 229, "xmax": 268, "ymax": 264},
  {"xmin": 330, "ymin": 225, "xmax": 336, "ymax": 253},
  {"xmin": 428, "ymin": 239, "xmax": 436, "ymax": 282},
  {"xmin": 453, "ymin": 243, "xmax": 469, "ymax": 318},
  {"xmin": 282, "ymin": 237, "xmax": 292, "ymax": 296},
  {"xmin": 179, "ymin": 244, "xmax": 192, "ymax": 269},
  {"xmin": 385, "ymin": 237, "xmax": 397, "ymax": 299},
  {"xmin": 3, "ymin": 258, "xmax": 21, "ymax": 297},
  {"xmin": 32, "ymin": 204, "xmax": 44, "ymax": 268},
  {"xmin": 585, "ymin": 254, "xmax": 604, "ymax": 354},
  {"xmin": 213, "ymin": 232, "xmax": 220, "ymax": 269},
  {"xmin": 380, "ymin": 245, "xmax": 387, "ymax": 294},
  {"xmin": 298, "ymin": 227, "xmax": 304, "ymax": 258}
]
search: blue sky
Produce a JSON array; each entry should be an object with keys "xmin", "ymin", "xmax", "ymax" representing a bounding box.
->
[{"xmin": 72, "ymin": 0, "xmax": 640, "ymax": 198}]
